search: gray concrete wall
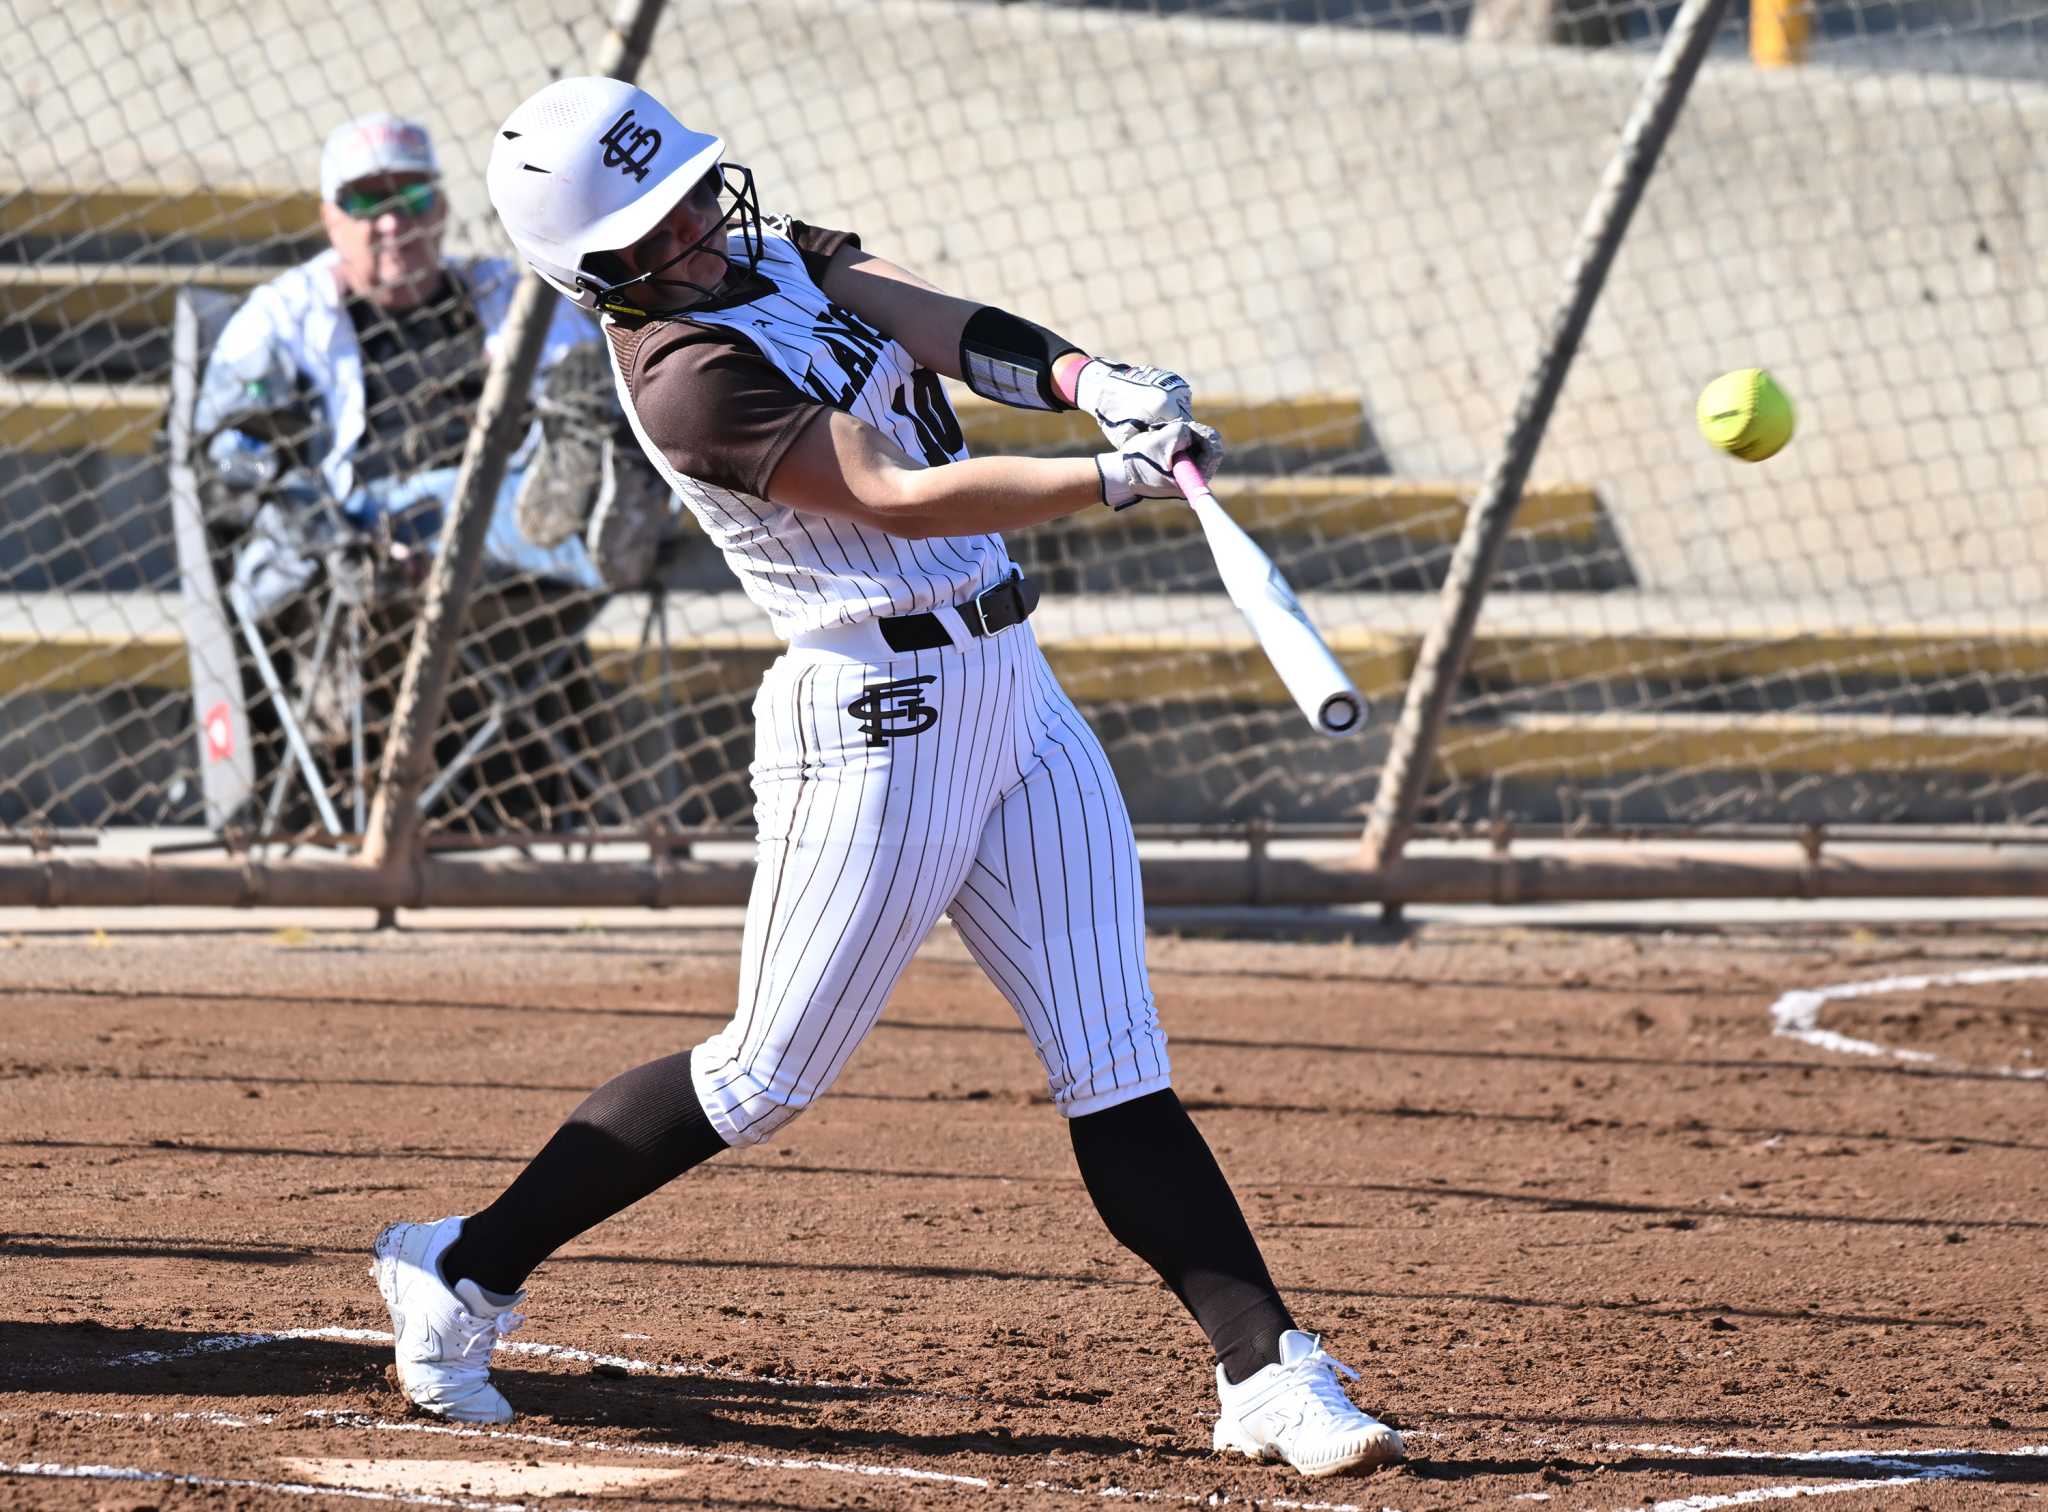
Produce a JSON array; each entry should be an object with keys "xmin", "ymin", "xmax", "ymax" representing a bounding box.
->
[{"xmin": 10, "ymin": 0, "xmax": 2045, "ymax": 610}]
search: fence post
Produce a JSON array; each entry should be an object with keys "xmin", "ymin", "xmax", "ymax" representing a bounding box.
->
[
  {"xmin": 1360, "ymin": 0, "xmax": 1738, "ymax": 870},
  {"xmin": 359, "ymin": 0, "xmax": 672, "ymax": 886}
]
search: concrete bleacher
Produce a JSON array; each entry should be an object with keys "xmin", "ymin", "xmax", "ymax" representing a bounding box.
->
[
  {"xmin": 1, "ymin": 373, "xmax": 1630, "ymax": 595},
  {"xmin": 5, "ymin": 183, "xmax": 2044, "ymax": 829},
  {"xmin": 0, "ymin": 185, "xmax": 326, "ymax": 383},
  {"xmin": 10, "ymin": 584, "xmax": 2048, "ymax": 826},
  {"xmin": 19, "ymin": 585, "xmax": 2048, "ymax": 718}
]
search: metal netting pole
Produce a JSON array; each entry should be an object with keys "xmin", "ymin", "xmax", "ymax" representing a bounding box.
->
[
  {"xmin": 360, "ymin": 0, "xmax": 671, "ymax": 880},
  {"xmin": 1361, "ymin": 0, "xmax": 1737, "ymax": 869}
]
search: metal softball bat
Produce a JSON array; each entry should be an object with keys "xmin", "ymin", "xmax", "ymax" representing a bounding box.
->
[{"xmin": 1171, "ymin": 456, "xmax": 1365, "ymax": 738}]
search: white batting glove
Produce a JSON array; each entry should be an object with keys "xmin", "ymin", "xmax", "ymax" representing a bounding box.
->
[
  {"xmin": 1072, "ymin": 359, "xmax": 1195, "ymax": 449},
  {"xmin": 1095, "ymin": 419, "xmax": 1225, "ymax": 511}
]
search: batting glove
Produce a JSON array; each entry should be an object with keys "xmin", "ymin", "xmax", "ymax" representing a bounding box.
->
[
  {"xmin": 1073, "ymin": 359, "xmax": 1195, "ymax": 449},
  {"xmin": 1095, "ymin": 419, "xmax": 1225, "ymax": 511}
]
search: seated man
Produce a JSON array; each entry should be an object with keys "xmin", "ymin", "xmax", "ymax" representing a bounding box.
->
[
  {"xmin": 191, "ymin": 112, "xmax": 667, "ymax": 832},
  {"xmin": 195, "ymin": 110, "xmax": 670, "ymax": 601}
]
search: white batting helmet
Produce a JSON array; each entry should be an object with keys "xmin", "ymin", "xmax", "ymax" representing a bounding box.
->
[{"xmin": 487, "ymin": 77, "xmax": 724, "ymax": 309}]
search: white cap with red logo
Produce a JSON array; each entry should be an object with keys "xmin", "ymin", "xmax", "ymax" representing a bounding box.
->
[
  {"xmin": 320, "ymin": 113, "xmax": 440, "ymax": 202},
  {"xmin": 486, "ymin": 77, "xmax": 722, "ymax": 309}
]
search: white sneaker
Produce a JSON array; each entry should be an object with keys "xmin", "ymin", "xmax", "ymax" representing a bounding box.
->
[
  {"xmin": 1213, "ymin": 1330, "xmax": 1405, "ymax": 1477},
  {"xmin": 370, "ymin": 1217, "xmax": 527, "ymax": 1423}
]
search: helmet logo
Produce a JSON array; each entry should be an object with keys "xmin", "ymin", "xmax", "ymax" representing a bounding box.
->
[{"xmin": 599, "ymin": 109, "xmax": 662, "ymax": 182}]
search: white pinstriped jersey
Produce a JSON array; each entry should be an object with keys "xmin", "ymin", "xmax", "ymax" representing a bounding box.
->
[
  {"xmin": 606, "ymin": 220, "xmax": 1017, "ymax": 639},
  {"xmin": 599, "ymin": 214, "xmax": 1168, "ymax": 1145}
]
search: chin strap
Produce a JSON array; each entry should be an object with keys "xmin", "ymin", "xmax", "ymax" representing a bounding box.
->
[{"xmin": 583, "ymin": 163, "xmax": 763, "ymax": 320}]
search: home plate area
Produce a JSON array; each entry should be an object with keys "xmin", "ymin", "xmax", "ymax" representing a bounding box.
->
[
  {"xmin": 4, "ymin": 924, "xmax": 2046, "ymax": 1507},
  {"xmin": 281, "ymin": 1453, "xmax": 690, "ymax": 1502}
]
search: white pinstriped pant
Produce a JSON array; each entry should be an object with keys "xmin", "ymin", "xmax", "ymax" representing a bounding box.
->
[{"xmin": 691, "ymin": 618, "xmax": 1170, "ymax": 1146}]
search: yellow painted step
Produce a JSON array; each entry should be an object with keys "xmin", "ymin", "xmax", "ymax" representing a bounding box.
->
[
  {"xmin": 0, "ymin": 184, "xmax": 321, "ymax": 244},
  {"xmin": 582, "ymin": 629, "xmax": 1420, "ymax": 709},
  {"xmin": 0, "ymin": 628, "xmax": 188, "ymax": 691},
  {"xmin": 951, "ymin": 392, "xmax": 1366, "ymax": 454},
  {"xmin": 1439, "ymin": 711, "xmax": 2048, "ymax": 780},
  {"xmin": 1052, "ymin": 476, "xmax": 1603, "ymax": 544},
  {"xmin": 13, "ymin": 379, "xmax": 1366, "ymax": 460},
  {"xmin": 0, "ymin": 380, "xmax": 166, "ymax": 456},
  {"xmin": 0, "ymin": 385, "xmax": 1605, "ymax": 553},
  {"xmin": 0, "ymin": 263, "xmax": 274, "ymax": 330},
  {"xmin": 17, "ymin": 600, "xmax": 2048, "ymax": 738},
  {"xmin": 18, "ymin": 622, "xmax": 2040, "ymax": 782},
  {"xmin": 2, "ymin": 617, "xmax": 1417, "ymax": 704},
  {"xmin": 1467, "ymin": 629, "xmax": 2048, "ymax": 683}
]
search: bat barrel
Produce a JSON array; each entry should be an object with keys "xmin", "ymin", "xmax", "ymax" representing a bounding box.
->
[{"xmin": 1172, "ymin": 454, "xmax": 1366, "ymax": 740}]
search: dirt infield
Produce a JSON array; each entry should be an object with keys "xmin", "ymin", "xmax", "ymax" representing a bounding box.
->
[{"xmin": 3, "ymin": 919, "xmax": 2045, "ymax": 1510}]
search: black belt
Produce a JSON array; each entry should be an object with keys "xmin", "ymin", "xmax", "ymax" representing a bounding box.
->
[{"xmin": 878, "ymin": 573, "xmax": 1040, "ymax": 653}]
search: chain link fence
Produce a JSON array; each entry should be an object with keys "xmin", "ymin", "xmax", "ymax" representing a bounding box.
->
[{"xmin": 3, "ymin": 0, "xmax": 2044, "ymax": 869}]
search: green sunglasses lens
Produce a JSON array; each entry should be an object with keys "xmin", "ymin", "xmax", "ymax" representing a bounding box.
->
[{"xmin": 340, "ymin": 182, "xmax": 438, "ymax": 219}]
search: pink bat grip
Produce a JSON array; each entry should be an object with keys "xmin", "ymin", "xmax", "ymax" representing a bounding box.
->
[{"xmin": 1171, "ymin": 455, "xmax": 1212, "ymax": 502}]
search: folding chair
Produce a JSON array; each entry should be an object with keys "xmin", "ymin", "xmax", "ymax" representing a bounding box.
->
[
  {"xmin": 167, "ymin": 285, "xmax": 270, "ymax": 835},
  {"xmin": 169, "ymin": 286, "xmax": 629, "ymax": 850}
]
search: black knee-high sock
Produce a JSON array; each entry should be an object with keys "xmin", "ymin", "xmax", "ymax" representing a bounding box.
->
[
  {"xmin": 439, "ymin": 1049, "xmax": 726, "ymax": 1296},
  {"xmin": 1069, "ymin": 1089, "xmax": 1295, "ymax": 1384}
]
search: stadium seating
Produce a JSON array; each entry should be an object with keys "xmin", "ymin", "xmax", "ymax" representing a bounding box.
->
[{"xmin": 7, "ymin": 184, "xmax": 2041, "ymax": 829}]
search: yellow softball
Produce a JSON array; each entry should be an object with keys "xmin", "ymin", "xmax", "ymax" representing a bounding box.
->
[{"xmin": 1697, "ymin": 368, "xmax": 1795, "ymax": 462}]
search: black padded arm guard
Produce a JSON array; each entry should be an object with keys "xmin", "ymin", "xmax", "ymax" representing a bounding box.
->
[{"xmin": 958, "ymin": 305, "xmax": 1083, "ymax": 412}]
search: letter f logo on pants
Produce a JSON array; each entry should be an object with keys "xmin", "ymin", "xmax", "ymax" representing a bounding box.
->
[{"xmin": 846, "ymin": 675, "xmax": 938, "ymax": 747}]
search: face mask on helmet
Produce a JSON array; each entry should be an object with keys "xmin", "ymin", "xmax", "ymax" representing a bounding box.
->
[{"xmin": 580, "ymin": 162, "xmax": 763, "ymax": 315}]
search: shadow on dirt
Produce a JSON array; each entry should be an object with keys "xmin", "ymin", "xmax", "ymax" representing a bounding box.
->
[
  {"xmin": 6, "ymin": 1320, "xmax": 2041, "ymax": 1480},
  {"xmin": 0, "ymin": 1230, "xmax": 1986, "ymax": 1333},
  {"xmin": 0, "ymin": 1232, "xmax": 318, "ymax": 1266},
  {"xmin": 0, "ymin": 1320, "xmax": 1167, "ymax": 1462},
  {"xmin": 0, "ymin": 1321, "xmax": 391, "ymax": 1400}
]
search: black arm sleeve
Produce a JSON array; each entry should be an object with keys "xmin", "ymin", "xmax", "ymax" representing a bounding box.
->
[{"xmin": 957, "ymin": 305, "xmax": 1083, "ymax": 412}]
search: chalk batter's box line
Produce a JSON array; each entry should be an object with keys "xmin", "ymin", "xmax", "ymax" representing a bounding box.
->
[
  {"xmin": 7, "ymin": 1408, "xmax": 1378, "ymax": 1512},
  {"xmin": 1590, "ymin": 1438, "xmax": 2048, "ymax": 1468},
  {"xmin": 1520, "ymin": 1433, "xmax": 2048, "ymax": 1512},
  {"xmin": 16, "ymin": 1408, "xmax": 2046, "ymax": 1512},
  {"xmin": 1770, "ymin": 962, "xmax": 2048, "ymax": 1078},
  {"xmin": 0, "ymin": 1454, "xmax": 524, "ymax": 1511},
  {"xmin": 98, "ymin": 1323, "xmax": 977, "ymax": 1403}
]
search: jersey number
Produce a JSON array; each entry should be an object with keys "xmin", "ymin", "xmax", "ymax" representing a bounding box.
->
[{"xmin": 890, "ymin": 368, "xmax": 965, "ymax": 468}]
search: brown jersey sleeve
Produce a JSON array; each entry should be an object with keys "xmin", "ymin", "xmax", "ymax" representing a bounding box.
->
[
  {"xmin": 608, "ymin": 318, "xmax": 830, "ymax": 500},
  {"xmin": 785, "ymin": 221, "xmax": 860, "ymax": 287}
]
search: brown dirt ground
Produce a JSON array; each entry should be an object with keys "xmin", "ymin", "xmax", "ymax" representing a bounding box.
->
[{"xmin": 2, "ymin": 918, "xmax": 2045, "ymax": 1511}]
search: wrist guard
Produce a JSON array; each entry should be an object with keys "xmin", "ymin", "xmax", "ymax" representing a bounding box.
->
[{"xmin": 958, "ymin": 305, "xmax": 1081, "ymax": 412}]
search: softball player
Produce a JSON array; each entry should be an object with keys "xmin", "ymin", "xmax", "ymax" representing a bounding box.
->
[{"xmin": 371, "ymin": 76, "xmax": 1401, "ymax": 1480}]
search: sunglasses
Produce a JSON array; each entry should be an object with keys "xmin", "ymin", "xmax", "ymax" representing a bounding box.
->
[{"xmin": 336, "ymin": 182, "xmax": 439, "ymax": 220}]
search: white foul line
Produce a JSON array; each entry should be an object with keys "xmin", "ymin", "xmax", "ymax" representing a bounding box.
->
[{"xmin": 1768, "ymin": 963, "xmax": 2048, "ymax": 1077}]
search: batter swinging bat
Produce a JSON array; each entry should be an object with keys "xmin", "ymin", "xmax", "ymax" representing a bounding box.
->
[{"xmin": 1172, "ymin": 457, "xmax": 1365, "ymax": 738}]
